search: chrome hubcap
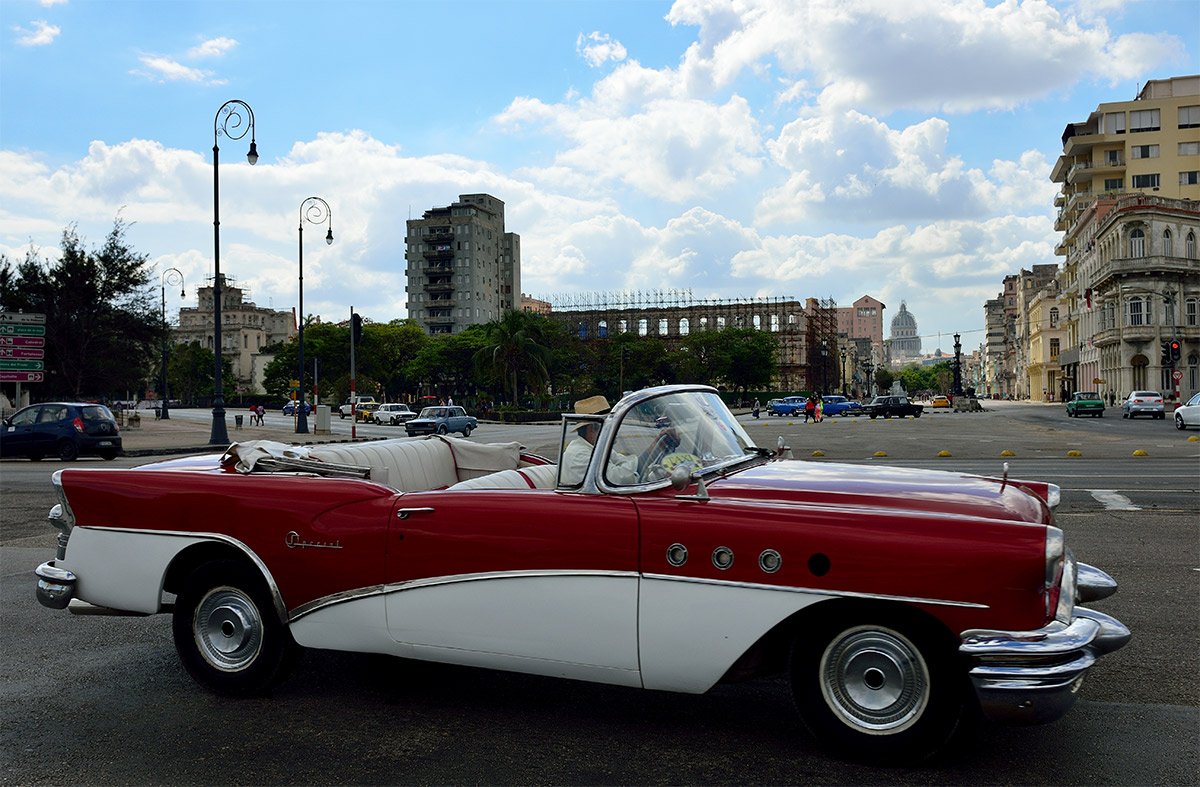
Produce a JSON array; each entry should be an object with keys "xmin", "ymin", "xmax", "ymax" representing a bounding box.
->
[
  {"xmin": 820, "ymin": 626, "xmax": 929, "ymax": 733},
  {"xmin": 194, "ymin": 586, "xmax": 263, "ymax": 672}
]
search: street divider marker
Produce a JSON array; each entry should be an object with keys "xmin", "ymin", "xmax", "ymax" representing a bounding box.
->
[
  {"xmin": 1067, "ymin": 450, "xmax": 1082, "ymax": 457},
  {"xmin": 1132, "ymin": 449, "xmax": 1148, "ymax": 457},
  {"xmin": 937, "ymin": 450, "xmax": 951, "ymax": 457},
  {"xmin": 1189, "ymin": 435, "xmax": 1199, "ymax": 442},
  {"xmin": 1000, "ymin": 449, "xmax": 1016, "ymax": 457},
  {"xmin": 811, "ymin": 450, "xmax": 825, "ymax": 457},
  {"xmin": 872, "ymin": 451, "xmax": 887, "ymax": 458}
]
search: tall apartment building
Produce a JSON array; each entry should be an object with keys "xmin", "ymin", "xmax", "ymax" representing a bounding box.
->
[
  {"xmin": 1050, "ymin": 75, "xmax": 1200, "ymax": 401},
  {"xmin": 835, "ymin": 295, "xmax": 885, "ymax": 351},
  {"xmin": 404, "ymin": 194, "xmax": 521, "ymax": 335},
  {"xmin": 176, "ymin": 274, "xmax": 296, "ymax": 395}
]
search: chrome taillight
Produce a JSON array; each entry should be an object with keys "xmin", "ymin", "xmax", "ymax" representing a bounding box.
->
[
  {"xmin": 49, "ymin": 470, "xmax": 76, "ymax": 559},
  {"xmin": 1044, "ymin": 526, "xmax": 1064, "ymax": 619}
]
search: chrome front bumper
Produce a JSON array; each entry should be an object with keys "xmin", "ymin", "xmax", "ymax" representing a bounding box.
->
[{"xmin": 959, "ymin": 562, "xmax": 1130, "ymax": 725}]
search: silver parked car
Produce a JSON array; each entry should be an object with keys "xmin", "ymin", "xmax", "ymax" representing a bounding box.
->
[
  {"xmin": 1174, "ymin": 391, "xmax": 1200, "ymax": 430},
  {"xmin": 373, "ymin": 403, "xmax": 417, "ymax": 425},
  {"xmin": 1121, "ymin": 390, "xmax": 1164, "ymax": 419}
]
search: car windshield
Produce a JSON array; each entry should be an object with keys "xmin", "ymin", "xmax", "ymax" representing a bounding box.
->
[
  {"xmin": 418, "ymin": 408, "xmax": 447, "ymax": 418},
  {"xmin": 603, "ymin": 390, "xmax": 756, "ymax": 487}
]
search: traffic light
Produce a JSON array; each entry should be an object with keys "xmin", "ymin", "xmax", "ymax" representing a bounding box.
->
[
  {"xmin": 351, "ymin": 312, "xmax": 362, "ymax": 345},
  {"xmin": 1170, "ymin": 339, "xmax": 1182, "ymax": 363},
  {"xmin": 1161, "ymin": 341, "xmax": 1172, "ymax": 366}
]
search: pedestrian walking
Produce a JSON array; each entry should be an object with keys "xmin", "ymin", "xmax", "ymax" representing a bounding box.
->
[
  {"xmin": 804, "ymin": 394, "xmax": 816, "ymax": 424},
  {"xmin": 752, "ymin": 398, "xmax": 761, "ymax": 419},
  {"xmin": 815, "ymin": 395, "xmax": 824, "ymax": 423},
  {"xmin": 256, "ymin": 404, "xmax": 265, "ymax": 426}
]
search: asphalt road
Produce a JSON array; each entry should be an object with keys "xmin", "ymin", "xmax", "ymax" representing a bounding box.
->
[{"xmin": 1, "ymin": 403, "xmax": 1197, "ymax": 785}]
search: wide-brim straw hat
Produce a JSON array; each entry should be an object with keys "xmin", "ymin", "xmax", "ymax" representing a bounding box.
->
[{"xmin": 573, "ymin": 395, "xmax": 611, "ymax": 415}]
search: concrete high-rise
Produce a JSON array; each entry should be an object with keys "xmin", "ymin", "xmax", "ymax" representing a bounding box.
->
[{"xmin": 405, "ymin": 194, "xmax": 521, "ymax": 334}]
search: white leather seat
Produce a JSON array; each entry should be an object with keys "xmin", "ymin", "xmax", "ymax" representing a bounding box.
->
[{"xmin": 447, "ymin": 464, "xmax": 559, "ymax": 491}]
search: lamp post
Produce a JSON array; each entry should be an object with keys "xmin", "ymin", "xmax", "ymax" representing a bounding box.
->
[
  {"xmin": 819, "ymin": 340, "xmax": 828, "ymax": 395},
  {"xmin": 295, "ymin": 197, "xmax": 333, "ymax": 434},
  {"xmin": 952, "ymin": 332, "xmax": 963, "ymax": 395},
  {"xmin": 863, "ymin": 359, "xmax": 875, "ymax": 397},
  {"xmin": 209, "ymin": 99, "xmax": 259, "ymax": 445},
  {"xmin": 839, "ymin": 347, "xmax": 848, "ymax": 396},
  {"xmin": 159, "ymin": 268, "xmax": 185, "ymax": 420}
]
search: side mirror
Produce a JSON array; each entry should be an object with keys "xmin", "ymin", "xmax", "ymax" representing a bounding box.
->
[{"xmin": 668, "ymin": 464, "xmax": 692, "ymax": 490}]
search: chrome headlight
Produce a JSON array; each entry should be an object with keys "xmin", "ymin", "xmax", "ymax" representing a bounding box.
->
[{"xmin": 1046, "ymin": 483, "xmax": 1061, "ymax": 509}]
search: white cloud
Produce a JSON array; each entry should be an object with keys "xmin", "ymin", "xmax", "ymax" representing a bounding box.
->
[
  {"xmin": 131, "ymin": 55, "xmax": 225, "ymax": 85},
  {"xmin": 576, "ymin": 31, "xmax": 627, "ymax": 67},
  {"xmin": 38, "ymin": 0, "xmax": 68, "ymax": 6},
  {"xmin": 187, "ymin": 36, "xmax": 237, "ymax": 59},
  {"xmin": 13, "ymin": 20, "xmax": 60, "ymax": 46}
]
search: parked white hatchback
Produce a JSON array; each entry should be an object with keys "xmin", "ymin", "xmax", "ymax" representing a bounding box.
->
[{"xmin": 1174, "ymin": 391, "xmax": 1200, "ymax": 430}]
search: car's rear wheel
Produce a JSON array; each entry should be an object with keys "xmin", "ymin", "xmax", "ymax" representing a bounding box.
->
[
  {"xmin": 98, "ymin": 449, "xmax": 118, "ymax": 460},
  {"xmin": 173, "ymin": 560, "xmax": 297, "ymax": 697},
  {"xmin": 792, "ymin": 609, "xmax": 965, "ymax": 763},
  {"xmin": 913, "ymin": 411, "xmax": 921, "ymax": 418},
  {"xmin": 57, "ymin": 440, "xmax": 79, "ymax": 462}
]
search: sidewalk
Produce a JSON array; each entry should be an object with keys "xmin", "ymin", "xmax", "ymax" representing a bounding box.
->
[{"xmin": 119, "ymin": 413, "xmax": 353, "ymax": 457}]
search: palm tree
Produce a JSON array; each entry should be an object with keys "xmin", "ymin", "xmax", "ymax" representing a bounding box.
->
[{"xmin": 474, "ymin": 310, "xmax": 553, "ymax": 404}]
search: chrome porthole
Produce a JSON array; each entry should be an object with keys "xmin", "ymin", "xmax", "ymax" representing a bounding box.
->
[
  {"xmin": 666, "ymin": 543, "xmax": 689, "ymax": 567},
  {"xmin": 758, "ymin": 549, "xmax": 782, "ymax": 573},
  {"xmin": 712, "ymin": 546, "xmax": 734, "ymax": 570}
]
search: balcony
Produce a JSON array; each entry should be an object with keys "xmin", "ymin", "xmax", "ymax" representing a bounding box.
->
[
  {"xmin": 1092, "ymin": 255, "xmax": 1200, "ymax": 288},
  {"xmin": 425, "ymin": 281, "xmax": 454, "ymax": 293},
  {"xmin": 1067, "ymin": 162, "xmax": 1093, "ymax": 184},
  {"xmin": 1063, "ymin": 132, "xmax": 1102, "ymax": 157},
  {"xmin": 423, "ymin": 245, "xmax": 453, "ymax": 260}
]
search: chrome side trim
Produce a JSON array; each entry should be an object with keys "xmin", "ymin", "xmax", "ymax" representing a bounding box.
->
[
  {"xmin": 67, "ymin": 526, "xmax": 287, "ymax": 625},
  {"xmin": 641, "ymin": 572, "xmax": 988, "ymax": 609},
  {"xmin": 1075, "ymin": 562, "xmax": 1118, "ymax": 603},
  {"xmin": 289, "ymin": 569, "xmax": 640, "ymax": 623}
]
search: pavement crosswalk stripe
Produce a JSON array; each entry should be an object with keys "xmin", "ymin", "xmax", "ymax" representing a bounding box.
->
[{"xmin": 1089, "ymin": 489, "xmax": 1140, "ymax": 511}]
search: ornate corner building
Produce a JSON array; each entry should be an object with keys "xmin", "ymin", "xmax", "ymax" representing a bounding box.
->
[{"xmin": 1050, "ymin": 74, "xmax": 1200, "ymax": 401}]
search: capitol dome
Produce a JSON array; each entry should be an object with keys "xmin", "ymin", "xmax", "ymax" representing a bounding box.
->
[{"xmin": 890, "ymin": 301, "xmax": 922, "ymax": 358}]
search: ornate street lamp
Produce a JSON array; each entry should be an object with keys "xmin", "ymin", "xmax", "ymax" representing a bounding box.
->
[
  {"xmin": 209, "ymin": 99, "xmax": 259, "ymax": 445},
  {"xmin": 295, "ymin": 197, "xmax": 333, "ymax": 434},
  {"xmin": 839, "ymin": 347, "xmax": 848, "ymax": 396},
  {"xmin": 159, "ymin": 268, "xmax": 185, "ymax": 420},
  {"xmin": 820, "ymin": 339, "xmax": 829, "ymax": 395},
  {"xmin": 863, "ymin": 359, "xmax": 875, "ymax": 397}
]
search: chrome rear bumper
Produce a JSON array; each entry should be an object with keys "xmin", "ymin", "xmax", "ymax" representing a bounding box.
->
[
  {"xmin": 959, "ymin": 562, "xmax": 1130, "ymax": 725},
  {"xmin": 35, "ymin": 560, "xmax": 76, "ymax": 610}
]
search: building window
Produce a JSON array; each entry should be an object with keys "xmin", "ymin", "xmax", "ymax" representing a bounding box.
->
[
  {"xmin": 1049, "ymin": 307, "xmax": 1059, "ymax": 327},
  {"xmin": 1180, "ymin": 171, "xmax": 1200, "ymax": 185},
  {"xmin": 771, "ymin": 314, "xmax": 780, "ymax": 332},
  {"xmin": 1189, "ymin": 232, "xmax": 1197, "ymax": 259},
  {"xmin": 1104, "ymin": 178, "xmax": 1123, "ymax": 191},
  {"xmin": 1180, "ymin": 105, "xmax": 1200, "ymax": 129},
  {"xmin": 1129, "ymin": 108, "xmax": 1160, "ymax": 132},
  {"xmin": 1104, "ymin": 149, "xmax": 1121, "ymax": 165},
  {"xmin": 1187, "ymin": 299, "xmax": 1198, "ymax": 326},
  {"xmin": 1164, "ymin": 230, "xmax": 1173, "ymax": 257},
  {"xmin": 1131, "ymin": 174, "xmax": 1159, "ymax": 189},
  {"xmin": 1181, "ymin": 141, "xmax": 1200, "ymax": 156},
  {"xmin": 598, "ymin": 320, "xmax": 608, "ymax": 338},
  {"xmin": 1131, "ymin": 144, "xmax": 1159, "ymax": 159},
  {"xmin": 658, "ymin": 318, "xmax": 668, "ymax": 335},
  {"xmin": 717, "ymin": 316, "xmax": 726, "ymax": 329},
  {"xmin": 1129, "ymin": 228, "xmax": 1145, "ymax": 257},
  {"xmin": 679, "ymin": 318, "xmax": 689, "ymax": 336},
  {"xmin": 1189, "ymin": 354, "xmax": 1199, "ymax": 391},
  {"xmin": 1104, "ymin": 112, "xmax": 1125, "ymax": 134},
  {"xmin": 638, "ymin": 318, "xmax": 648, "ymax": 337},
  {"xmin": 1127, "ymin": 297, "xmax": 1144, "ymax": 326},
  {"xmin": 618, "ymin": 319, "xmax": 627, "ymax": 333},
  {"xmin": 1050, "ymin": 338, "xmax": 1060, "ymax": 359}
]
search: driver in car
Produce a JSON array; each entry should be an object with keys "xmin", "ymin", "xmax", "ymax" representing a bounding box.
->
[{"xmin": 561, "ymin": 395, "xmax": 677, "ymax": 486}]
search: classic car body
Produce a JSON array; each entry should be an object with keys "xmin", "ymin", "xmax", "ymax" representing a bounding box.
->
[
  {"xmin": 768, "ymin": 395, "xmax": 806, "ymax": 416},
  {"xmin": 862, "ymin": 395, "xmax": 924, "ymax": 419},
  {"xmin": 374, "ymin": 403, "xmax": 417, "ymax": 425},
  {"xmin": 1065, "ymin": 392, "xmax": 1105, "ymax": 418},
  {"xmin": 34, "ymin": 385, "xmax": 1128, "ymax": 761},
  {"xmin": 820, "ymin": 395, "xmax": 863, "ymax": 417},
  {"xmin": 405, "ymin": 406, "xmax": 477, "ymax": 437}
]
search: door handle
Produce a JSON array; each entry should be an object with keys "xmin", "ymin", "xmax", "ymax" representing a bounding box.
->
[{"xmin": 396, "ymin": 507, "xmax": 435, "ymax": 520}]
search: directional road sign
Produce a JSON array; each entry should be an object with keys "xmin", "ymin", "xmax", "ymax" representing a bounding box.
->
[
  {"xmin": 0, "ymin": 371, "xmax": 44, "ymax": 382},
  {"xmin": 0, "ymin": 347, "xmax": 44, "ymax": 359},
  {"xmin": 0, "ymin": 336, "xmax": 45, "ymax": 347},
  {"xmin": 0, "ymin": 312, "xmax": 46, "ymax": 325},
  {"xmin": 0, "ymin": 359, "xmax": 44, "ymax": 371},
  {"xmin": 0, "ymin": 324, "xmax": 45, "ymax": 336}
]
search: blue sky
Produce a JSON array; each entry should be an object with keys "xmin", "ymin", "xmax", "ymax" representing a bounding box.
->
[{"xmin": 1, "ymin": 0, "xmax": 1196, "ymax": 353}]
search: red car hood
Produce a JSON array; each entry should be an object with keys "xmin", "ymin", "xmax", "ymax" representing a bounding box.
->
[{"xmin": 707, "ymin": 460, "xmax": 1050, "ymax": 524}]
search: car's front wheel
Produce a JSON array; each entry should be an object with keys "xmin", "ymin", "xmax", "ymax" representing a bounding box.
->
[
  {"xmin": 792, "ymin": 609, "xmax": 965, "ymax": 763},
  {"xmin": 172, "ymin": 560, "xmax": 297, "ymax": 697},
  {"xmin": 436, "ymin": 424, "xmax": 448, "ymax": 435},
  {"xmin": 461, "ymin": 426, "xmax": 472, "ymax": 437}
]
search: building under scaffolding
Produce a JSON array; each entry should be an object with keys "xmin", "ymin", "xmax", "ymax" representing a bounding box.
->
[{"xmin": 540, "ymin": 289, "xmax": 820, "ymax": 391}]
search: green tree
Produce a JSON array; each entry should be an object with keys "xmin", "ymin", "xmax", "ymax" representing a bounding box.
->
[
  {"xmin": 474, "ymin": 310, "xmax": 554, "ymax": 402},
  {"xmin": 719, "ymin": 328, "xmax": 778, "ymax": 396},
  {"xmin": 873, "ymin": 367, "xmax": 895, "ymax": 395},
  {"xmin": 0, "ymin": 219, "xmax": 160, "ymax": 401},
  {"xmin": 167, "ymin": 341, "xmax": 233, "ymax": 406}
]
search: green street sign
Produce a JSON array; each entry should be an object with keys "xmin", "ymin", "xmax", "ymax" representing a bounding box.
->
[
  {"xmin": 0, "ymin": 324, "xmax": 46, "ymax": 336},
  {"xmin": 0, "ymin": 359, "xmax": 44, "ymax": 370}
]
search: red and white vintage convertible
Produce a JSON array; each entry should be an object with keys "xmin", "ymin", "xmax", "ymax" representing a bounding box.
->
[{"xmin": 35, "ymin": 385, "xmax": 1129, "ymax": 760}]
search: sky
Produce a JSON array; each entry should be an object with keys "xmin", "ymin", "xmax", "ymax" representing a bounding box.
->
[{"xmin": 1, "ymin": 0, "xmax": 1197, "ymax": 354}]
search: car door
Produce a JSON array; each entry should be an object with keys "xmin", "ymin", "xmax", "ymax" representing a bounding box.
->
[
  {"xmin": 1, "ymin": 405, "xmax": 43, "ymax": 457},
  {"xmin": 383, "ymin": 489, "xmax": 642, "ymax": 686}
]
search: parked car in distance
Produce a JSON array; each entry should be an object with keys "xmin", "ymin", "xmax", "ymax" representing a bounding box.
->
[
  {"xmin": 405, "ymin": 405, "xmax": 477, "ymax": 437},
  {"xmin": 281, "ymin": 401, "xmax": 312, "ymax": 416},
  {"xmin": 354, "ymin": 402, "xmax": 381, "ymax": 423},
  {"xmin": 1173, "ymin": 391, "xmax": 1200, "ymax": 430},
  {"xmin": 862, "ymin": 395, "xmax": 924, "ymax": 419},
  {"xmin": 930, "ymin": 395, "xmax": 951, "ymax": 409},
  {"xmin": 765, "ymin": 398, "xmax": 784, "ymax": 415},
  {"xmin": 33, "ymin": 384, "xmax": 1130, "ymax": 763},
  {"xmin": 1065, "ymin": 391, "xmax": 1105, "ymax": 418},
  {"xmin": 769, "ymin": 395, "xmax": 807, "ymax": 416},
  {"xmin": 373, "ymin": 403, "xmax": 417, "ymax": 425},
  {"xmin": 820, "ymin": 395, "xmax": 863, "ymax": 417},
  {"xmin": 0, "ymin": 402, "xmax": 121, "ymax": 461},
  {"xmin": 338, "ymin": 396, "xmax": 377, "ymax": 419},
  {"xmin": 1121, "ymin": 391, "xmax": 1164, "ymax": 419}
]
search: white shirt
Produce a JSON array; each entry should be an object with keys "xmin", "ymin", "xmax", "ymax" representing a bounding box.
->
[{"xmin": 561, "ymin": 436, "xmax": 639, "ymax": 486}]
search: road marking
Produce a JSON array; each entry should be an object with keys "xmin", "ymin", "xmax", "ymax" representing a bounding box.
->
[{"xmin": 1089, "ymin": 490, "xmax": 1140, "ymax": 511}]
